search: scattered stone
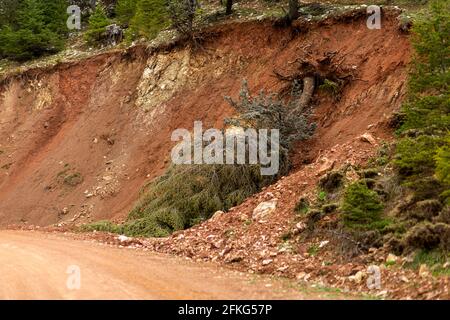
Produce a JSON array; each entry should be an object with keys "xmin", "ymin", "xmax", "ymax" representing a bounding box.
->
[
  {"xmin": 317, "ymin": 157, "xmax": 336, "ymax": 176},
  {"xmin": 292, "ymin": 221, "xmax": 307, "ymax": 235},
  {"xmin": 386, "ymin": 253, "xmax": 398, "ymax": 264},
  {"xmin": 349, "ymin": 271, "xmax": 366, "ymax": 284},
  {"xmin": 210, "ymin": 210, "xmax": 224, "ymax": 222},
  {"xmin": 252, "ymin": 200, "xmax": 277, "ymax": 221},
  {"xmin": 118, "ymin": 235, "xmax": 130, "ymax": 243},
  {"xmin": 262, "ymin": 259, "xmax": 273, "ymax": 266},
  {"xmin": 296, "ymin": 272, "xmax": 306, "ymax": 280},
  {"xmin": 319, "ymin": 240, "xmax": 329, "ymax": 248},
  {"xmin": 400, "ymin": 276, "xmax": 409, "ymax": 283},
  {"xmin": 419, "ymin": 264, "xmax": 430, "ymax": 278},
  {"xmin": 360, "ymin": 133, "xmax": 377, "ymax": 145}
]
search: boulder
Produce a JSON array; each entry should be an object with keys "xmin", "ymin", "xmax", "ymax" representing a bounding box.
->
[{"xmin": 252, "ymin": 200, "xmax": 277, "ymax": 221}]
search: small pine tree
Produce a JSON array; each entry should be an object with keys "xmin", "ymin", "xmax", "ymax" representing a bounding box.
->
[
  {"xmin": 0, "ymin": 0, "xmax": 20, "ymax": 29},
  {"xmin": 341, "ymin": 182, "xmax": 386, "ymax": 230},
  {"xmin": 409, "ymin": 0, "xmax": 450, "ymax": 93},
  {"xmin": 396, "ymin": 0, "xmax": 450, "ymax": 185},
  {"xmin": 435, "ymin": 135, "xmax": 450, "ymax": 186},
  {"xmin": 85, "ymin": 3, "xmax": 110, "ymax": 45},
  {"xmin": 167, "ymin": 0, "xmax": 197, "ymax": 38},
  {"xmin": 115, "ymin": 0, "xmax": 137, "ymax": 25},
  {"xmin": 41, "ymin": 0, "xmax": 69, "ymax": 36},
  {"xmin": 129, "ymin": 0, "xmax": 169, "ymax": 39}
]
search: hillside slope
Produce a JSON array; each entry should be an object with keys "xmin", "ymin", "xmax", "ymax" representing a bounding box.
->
[{"xmin": 0, "ymin": 12, "xmax": 409, "ymax": 227}]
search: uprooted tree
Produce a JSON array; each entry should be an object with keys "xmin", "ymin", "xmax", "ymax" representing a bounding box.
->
[{"xmin": 84, "ymin": 78, "xmax": 317, "ymax": 237}]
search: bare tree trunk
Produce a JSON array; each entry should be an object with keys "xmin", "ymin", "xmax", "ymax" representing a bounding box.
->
[
  {"xmin": 290, "ymin": 77, "xmax": 314, "ymax": 116},
  {"xmin": 288, "ymin": 0, "xmax": 299, "ymax": 22},
  {"xmin": 225, "ymin": 0, "xmax": 233, "ymax": 15}
]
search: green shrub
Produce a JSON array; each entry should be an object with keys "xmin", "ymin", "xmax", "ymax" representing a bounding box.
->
[
  {"xmin": 319, "ymin": 79, "xmax": 340, "ymax": 100},
  {"xmin": 294, "ymin": 197, "xmax": 309, "ymax": 214},
  {"xmin": 395, "ymin": 135, "xmax": 444, "ymax": 179},
  {"xmin": 115, "ymin": 0, "xmax": 138, "ymax": 25},
  {"xmin": 405, "ymin": 249, "xmax": 450, "ymax": 276},
  {"xmin": 404, "ymin": 222, "xmax": 450, "ymax": 250},
  {"xmin": 341, "ymin": 182, "xmax": 386, "ymax": 230},
  {"xmin": 435, "ymin": 135, "xmax": 450, "ymax": 185},
  {"xmin": 119, "ymin": 80, "xmax": 315, "ymax": 238},
  {"xmin": 123, "ymin": 208, "xmax": 185, "ymax": 237},
  {"xmin": 408, "ymin": 0, "xmax": 449, "ymax": 94},
  {"xmin": 317, "ymin": 191, "xmax": 327, "ymax": 202},
  {"xmin": 128, "ymin": 0, "xmax": 169, "ymax": 39},
  {"xmin": 0, "ymin": 0, "xmax": 67, "ymax": 61},
  {"xmin": 126, "ymin": 163, "xmax": 270, "ymax": 237},
  {"xmin": 85, "ymin": 3, "xmax": 110, "ymax": 45},
  {"xmin": 318, "ymin": 171, "xmax": 344, "ymax": 192},
  {"xmin": 395, "ymin": 0, "xmax": 450, "ymax": 188},
  {"xmin": 81, "ymin": 220, "xmax": 122, "ymax": 233},
  {"xmin": 63, "ymin": 172, "xmax": 83, "ymax": 186},
  {"xmin": 167, "ymin": 0, "xmax": 197, "ymax": 38}
]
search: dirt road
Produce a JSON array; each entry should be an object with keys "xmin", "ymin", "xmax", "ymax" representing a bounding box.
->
[{"xmin": 0, "ymin": 230, "xmax": 348, "ymax": 300}]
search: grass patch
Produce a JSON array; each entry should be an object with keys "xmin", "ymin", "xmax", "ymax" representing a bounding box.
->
[
  {"xmin": 404, "ymin": 250, "xmax": 450, "ymax": 276},
  {"xmin": 307, "ymin": 244, "xmax": 320, "ymax": 256},
  {"xmin": 294, "ymin": 197, "xmax": 309, "ymax": 215},
  {"xmin": 63, "ymin": 173, "xmax": 83, "ymax": 186},
  {"xmin": 319, "ymin": 79, "xmax": 341, "ymax": 100},
  {"xmin": 80, "ymin": 220, "xmax": 122, "ymax": 233}
]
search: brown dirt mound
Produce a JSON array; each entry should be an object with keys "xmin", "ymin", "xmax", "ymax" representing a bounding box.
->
[{"xmin": 0, "ymin": 13, "xmax": 409, "ymax": 230}]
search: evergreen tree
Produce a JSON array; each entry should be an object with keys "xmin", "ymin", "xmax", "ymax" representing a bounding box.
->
[
  {"xmin": 167, "ymin": 0, "xmax": 196, "ymax": 38},
  {"xmin": 85, "ymin": 3, "xmax": 110, "ymax": 45},
  {"xmin": 115, "ymin": 0, "xmax": 137, "ymax": 26},
  {"xmin": 41, "ymin": 0, "xmax": 69, "ymax": 36},
  {"xmin": 129, "ymin": 0, "xmax": 169, "ymax": 39},
  {"xmin": 0, "ymin": 0, "xmax": 20, "ymax": 28},
  {"xmin": 0, "ymin": 0, "xmax": 65, "ymax": 61},
  {"xmin": 395, "ymin": 0, "xmax": 449, "ymax": 203}
]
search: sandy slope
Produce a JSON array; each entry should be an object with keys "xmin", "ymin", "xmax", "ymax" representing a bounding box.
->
[{"xmin": 0, "ymin": 230, "xmax": 352, "ymax": 300}]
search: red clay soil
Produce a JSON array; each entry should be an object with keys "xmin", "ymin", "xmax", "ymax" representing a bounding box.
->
[
  {"xmin": 0, "ymin": 12, "xmax": 409, "ymax": 227},
  {"xmin": 3, "ymin": 11, "xmax": 448, "ymax": 300}
]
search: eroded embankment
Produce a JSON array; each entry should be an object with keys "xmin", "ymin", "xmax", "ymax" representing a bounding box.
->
[{"xmin": 0, "ymin": 12, "xmax": 409, "ymax": 228}]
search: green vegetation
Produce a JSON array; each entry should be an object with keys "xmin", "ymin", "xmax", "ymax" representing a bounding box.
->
[
  {"xmin": 307, "ymin": 243, "xmax": 320, "ymax": 256},
  {"xmin": 317, "ymin": 191, "xmax": 327, "ymax": 202},
  {"xmin": 84, "ymin": 80, "xmax": 316, "ymax": 237},
  {"xmin": 115, "ymin": 0, "xmax": 138, "ymax": 25},
  {"xmin": 128, "ymin": 0, "xmax": 169, "ymax": 40},
  {"xmin": 85, "ymin": 3, "xmax": 110, "ymax": 45},
  {"xmin": 404, "ymin": 249, "xmax": 450, "ymax": 276},
  {"xmin": 395, "ymin": 0, "xmax": 449, "ymax": 185},
  {"xmin": 0, "ymin": 0, "xmax": 68, "ymax": 61},
  {"xmin": 294, "ymin": 197, "xmax": 309, "ymax": 215},
  {"xmin": 57, "ymin": 166, "xmax": 83, "ymax": 187},
  {"xmin": 319, "ymin": 79, "xmax": 341, "ymax": 99},
  {"xmin": 390, "ymin": 0, "xmax": 449, "ymax": 250},
  {"xmin": 328, "ymin": 1, "xmax": 450, "ymax": 254},
  {"xmin": 341, "ymin": 182, "xmax": 387, "ymax": 230},
  {"xmin": 63, "ymin": 173, "xmax": 83, "ymax": 187},
  {"xmin": 81, "ymin": 220, "xmax": 122, "ymax": 233},
  {"xmin": 435, "ymin": 135, "xmax": 450, "ymax": 186},
  {"xmin": 124, "ymin": 163, "xmax": 268, "ymax": 237}
]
